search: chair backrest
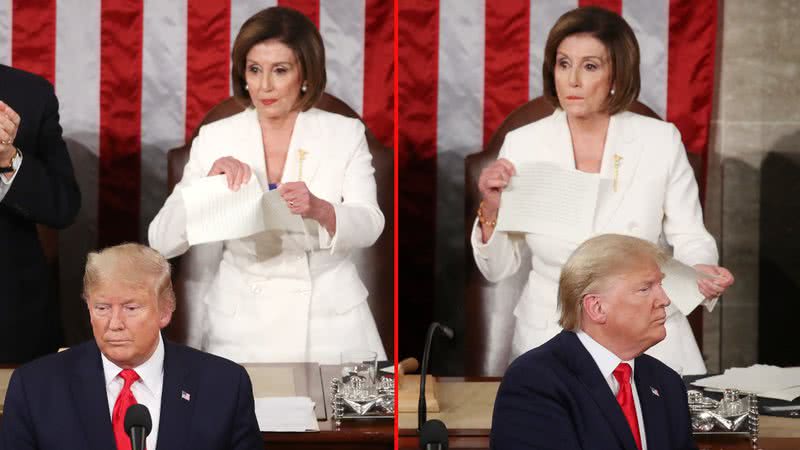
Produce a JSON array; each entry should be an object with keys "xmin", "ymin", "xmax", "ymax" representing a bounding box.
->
[
  {"xmin": 463, "ymin": 97, "xmax": 702, "ymax": 376},
  {"xmin": 164, "ymin": 93, "xmax": 394, "ymax": 358}
]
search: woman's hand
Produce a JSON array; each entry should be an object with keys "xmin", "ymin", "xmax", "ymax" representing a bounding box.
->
[
  {"xmin": 694, "ymin": 264, "xmax": 735, "ymax": 299},
  {"xmin": 478, "ymin": 158, "xmax": 517, "ymax": 227},
  {"xmin": 0, "ymin": 101, "xmax": 20, "ymax": 165},
  {"xmin": 279, "ymin": 181, "xmax": 336, "ymax": 233},
  {"xmin": 207, "ymin": 156, "xmax": 252, "ymax": 191},
  {"xmin": 478, "ymin": 158, "xmax": 516, "ymax": 216}
]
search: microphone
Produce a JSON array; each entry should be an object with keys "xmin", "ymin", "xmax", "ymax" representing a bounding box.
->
[
  {"xmin": 419, "ymin": 419, "xmax": 449, "ymax": 450},
  {"xmin": 124, "ymin": 404, "xmax": 152, "ymax": 450},
  {"xmin": 418, "ymin": 322, "xmax": 454, "ymax": 450}
]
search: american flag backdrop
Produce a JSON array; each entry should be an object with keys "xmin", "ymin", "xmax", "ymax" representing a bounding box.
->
[
  {"xmin": 398, "ymin": 0, "xmax": 717, "ymax": 367},
  {"xmin": 0, "ymin": 0, "xmax": 393, "ymax": 342}
]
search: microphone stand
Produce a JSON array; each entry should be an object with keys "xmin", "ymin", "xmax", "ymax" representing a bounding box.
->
[{"xmin": 418, "ymin": 322, "xmax": 454, "ymax": 431}]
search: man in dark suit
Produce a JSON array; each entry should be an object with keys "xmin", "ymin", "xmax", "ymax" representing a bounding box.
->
[
  {"xmin": 491, "ymin": 234, "xmax": 696, "ymax": 450},
  {"xmin": 0, "ymin": 64, "xmax": 81, "ymax": 363},
  {"xmin": 0, "ymin": 243, "xmax": 263, "ymax": 450}
]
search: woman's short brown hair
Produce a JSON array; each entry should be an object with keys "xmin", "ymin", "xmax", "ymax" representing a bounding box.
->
[
  {"xmin": 542, "ymin": 7, "xmax": 640, "ymax": 115},
  {"xmin": 231, "ymin": 6, "xmax": 326, "ymax": 111}
]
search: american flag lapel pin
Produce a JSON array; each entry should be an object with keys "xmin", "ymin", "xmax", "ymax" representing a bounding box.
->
[
  {"xmin": 181, "ymin": 390, "xmax": 191, "ymax": 401},
  {"xmin": 650, "ymin": 386, "xmax": 660, "ymax": 397}
]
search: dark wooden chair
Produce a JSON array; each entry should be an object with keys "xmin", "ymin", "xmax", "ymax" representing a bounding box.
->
[
  {"xmin": 463, "ymin": 97, "xmax": 704, "ymax": 376},
  {"xmin": 162, "ymin": 93, "xmax": 394, "ymax": 358}
]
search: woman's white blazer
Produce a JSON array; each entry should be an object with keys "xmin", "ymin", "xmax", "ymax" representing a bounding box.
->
[
  {"xmin": 149, "ymin": 107, "xmax": 386, "ymax": 363},
  {"xmin": 471, "ymin": 109, "xmax": 718, "ymax": 374}
]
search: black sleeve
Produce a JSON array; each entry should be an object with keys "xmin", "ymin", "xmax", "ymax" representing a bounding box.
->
[
  {"xmin": 229, "ymin": 366, "xmax": 264, "ymax": 450},
  {"xmin": 2, "ymin": 80, "xmax": 80, "ymax": 229},
  {"xmin": 0, "ymin": 369, "xmax": 39, "ymax": 450}
]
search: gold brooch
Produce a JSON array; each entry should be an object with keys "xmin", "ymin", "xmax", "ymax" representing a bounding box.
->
[{"xmin": 613, "ymin": 154, "xmax": 623, "ymax": 192}]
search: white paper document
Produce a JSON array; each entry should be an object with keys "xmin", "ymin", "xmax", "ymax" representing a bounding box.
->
[
  {"xmin": 661, "ymin": 258, "xmax": 714, "ymax": 315},
  {"xmin": 255, "ymin": 396, "xmax": 320, "ymax": 432},
  {"xmin": 495, "ymin": 162, "xmax": 600, "ymax": 243},
  {"xmin": 692, "ymin": 365, "xmax": 800, "ymax": 401},
  {"xmin": 181, "ymin": 176, "xmax": 305, "ymax": 245}
]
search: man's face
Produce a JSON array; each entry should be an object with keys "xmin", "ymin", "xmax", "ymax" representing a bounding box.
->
[
  {"xmin": 600, "ymin": 259, "xmax": 670, "ymax": 351},
  {"xmin": 87, "ymin": 281, "xmax": 172, "ymax": 368}
]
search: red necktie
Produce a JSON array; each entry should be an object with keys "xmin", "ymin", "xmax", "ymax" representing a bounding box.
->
[
  {"xmin": 112, "ymin": 369, "xmax": 140, "ymax": 450},
  {"xmin": 613, "ymin": 363, "xmax": 642, "ymax": 450}
]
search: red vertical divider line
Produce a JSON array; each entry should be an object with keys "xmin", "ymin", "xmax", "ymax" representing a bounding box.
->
[
  {"xmin": 185, "ymin": 0, "xmax": 231, "ymax": 142},
  {"xmin": 392, "ymin": 0, "xmax": 399, "ymax": 432},
  {"xmin": 397, "ymin": 1, "xmax": 438, "ymax": 361},
  {"xmin": 577, "ymin": 0, "xmax": 622, "ymax": 14},
  {"xmin": 667, "ymin": 0, "xmax": 717, "ymax": 201},
  {"xmin": 277, "ymin": 0, "xmax": 320, "ymax": 28},
  {"xmin": 11, "ymin": 0, "xmax": 56, "ymax": 84},
  {"xmin": 483, "ymin": 0, "xmax": 530, "ymax": 146},
  {"xmin": 363, "ymin": 0, "xmax": 393, "ymax": 147},
  {"xmin": 98, "ymin": 0, "xmax": 144, "ymax": 247}
]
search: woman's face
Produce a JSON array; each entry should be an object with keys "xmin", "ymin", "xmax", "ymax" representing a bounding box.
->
[
  {"xmin": 244, "ymin": 39, "xmax": 303, "ymax": 120},
  {"xmin": 554, "ymin": 33, "xmax": 613, "ymax": 120}
]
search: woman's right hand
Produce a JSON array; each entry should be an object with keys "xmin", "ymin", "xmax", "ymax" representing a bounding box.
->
[
  {"xmin": 477, "ymin": 158, "xmax": 516, "ymax": 217},
  {"xmin": 207, "ymin": 156, "xmax": 252, "ymax": 191}
]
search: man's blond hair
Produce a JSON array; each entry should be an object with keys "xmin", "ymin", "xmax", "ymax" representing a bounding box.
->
[
  {"xmin": 557, "ymin": 234, "xmax": 667, "ymax": 331},
  {"xmin": 83, "ymin": 243, "xmax": 176, "ymax": 312}
]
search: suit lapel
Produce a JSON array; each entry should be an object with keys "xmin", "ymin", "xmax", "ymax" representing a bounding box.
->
[
  {"xmin": 155, "ymin": 341, "xmax": 196, "ymax": 450},
  {"xmin": 281, "ymin": 109, "xmax": 322, "ymax": 185},
  {"xmin": 69, "ymin": 343, "xmax": 117, "ymax": 450},
  {"xmin": 238, "ymin": 108, "xmax": 269, "ymax": 188},
  {"xmin": 634, "ymin": 357, "xmax": 669, "ymax": 450},
  {"xmin": 550, "ymin": 109, "xmax": 578, "ymax": 168},
  {"xmin": 558, "ymin": 332, "xmax": 639, "ymax": 450},
  {"xmin": 594, "ymin": 112, "xmax": 643, "ymax": 231}
]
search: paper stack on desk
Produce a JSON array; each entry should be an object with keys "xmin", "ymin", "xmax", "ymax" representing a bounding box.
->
[
  {"xmin": 692, "ymin": 365, "xmax": 800, "ymax": 401},
  {"xmin": 255, "ymin": 396, "xmax": 319, "ymax": 432}
]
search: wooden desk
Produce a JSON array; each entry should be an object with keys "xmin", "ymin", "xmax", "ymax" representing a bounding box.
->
[
  {"xmin": 1, "ymin": 363, "xmax": 393, "ymax": 450},
  {"xmin": 398, "ymin": 377, "xmax": 800, "ymax": 450}
]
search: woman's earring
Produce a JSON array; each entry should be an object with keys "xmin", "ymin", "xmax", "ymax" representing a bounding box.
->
[
  {"xmin": 610, "ymin": 87, "xmax": 615, "ymax": 96},
  {"xmin": 245, "ymin": 84, "xmax": 249, "ymax": 91},
  {"xmin": 301, "ymin": 82, "xmax": 308, "ymax": 93}
]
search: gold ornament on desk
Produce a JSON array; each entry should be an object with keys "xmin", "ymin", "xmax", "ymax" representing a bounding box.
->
[{"xmin": 613, "ymin": 153, "xmax": 623, "ymax": 192}]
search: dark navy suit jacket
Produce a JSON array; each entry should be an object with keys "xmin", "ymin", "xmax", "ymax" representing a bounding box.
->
[
  {"xmin": 0, "ymin": 64, "xmax": 81, "ymax": 363},
  {"xmin": 490, "ymin": 330, "xmax": 696, "ymax": 450},
  {"xmin": 0, "ymin": 339, "xmax": 263, "ymax": 450}
]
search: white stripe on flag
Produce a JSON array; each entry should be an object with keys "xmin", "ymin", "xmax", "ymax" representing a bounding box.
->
[
  {"xmin": 437, "ymin": 0, "xmax": 484, "ymax": 155},
  {"xmin": 528, "ymin": 0, "xmax": 577, "ymax": 99},
  {"xmin": 320, "ymin": 0, "xmax": 365, "ymax": 115},
  {"xmin": 0, "ymin": 0, "xmax": 10, "ymax": 66},
  {"xmin": 230, "ymin": 0, "xmax": 278, "ymax": 96},
  {"xmin": 623, "ymin": 0, "xmax": 668, "ymax": 118},
  {"xmin": 141, "ymin": 0, "xmax": 187, "ymax": 241},
  {"xmin": 55, "ymin": 0, "xmax": 101, "ymax": 321}
]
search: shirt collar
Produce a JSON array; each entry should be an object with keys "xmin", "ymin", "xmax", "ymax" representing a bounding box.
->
[
  {"xmin": 101, "ymin": 334, "xmax": 165, "ymax": 395},
  {"xmin": 576, "ymin": 330, "xmax": 635, "ymax": 381}
]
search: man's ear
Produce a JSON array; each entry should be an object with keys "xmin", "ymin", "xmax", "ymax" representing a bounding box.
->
[{"xmin": 582, "ymin": 294, "xmax": 607, "ymax": 324}]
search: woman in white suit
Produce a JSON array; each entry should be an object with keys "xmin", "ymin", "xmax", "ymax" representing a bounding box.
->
[
  {"xmin": 472, "ymin": 7, "xmax": 733, "ymax": 375},
  {"xmin": 149, "ymin": 7, "xmax": 385, "ymax": 364}
]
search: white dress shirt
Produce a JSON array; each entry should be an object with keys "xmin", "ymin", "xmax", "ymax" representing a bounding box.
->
[
  {"xmin": 0, "ymin": 149, "xmax": 22, "ymax": 201},
  {"xmin": 101, "ymin": 335, "xmax": 164, "ymax": 450},
  {"xmin": 577, "ymin": 330, "xmax": 648, "ymax": 450}
]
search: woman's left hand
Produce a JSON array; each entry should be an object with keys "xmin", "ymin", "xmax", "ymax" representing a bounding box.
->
[
  {"xmin": 694, "ymin": 264, "xmax": 735, "ymax": 299},
  {"xmin": 278, "ymin": 182, "xmax": 336, "ymax": 232}
]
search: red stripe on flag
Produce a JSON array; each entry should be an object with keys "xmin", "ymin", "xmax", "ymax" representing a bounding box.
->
[
  {"xmin": 667, "ymin": 0, "xmax": 717, "ymax": 158},
  {"xmin": 363, "ymin": 0, "xmax": 393, "ymax": 147},
  {"xmin": 185, "ymin": 0, "xmax": 231, "ymax": 142},
  {"xmin": 11, "ymin": 0, "xmax": 56, "ymax": 84},
  {"xmin": 98, "ymin": 0, "xmax": 143, "ymax": 246},
  {"xmin": 278, "ymin": 0, "xmax": 320, "ymax": 28},
  {"xmin": 398, "ymin": 0, "xmax": 438, "ymax": 360},
  {"xmin": 483, "ymin": 0, "xmax": 530, "ymax": 145},
  {"xmin": 578, "ymin": 0, "xmax": 622, "ymax": 14}
]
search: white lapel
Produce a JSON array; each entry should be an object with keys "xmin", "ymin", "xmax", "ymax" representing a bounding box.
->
[
  {"xmin": 548, "ymin": 109, "xmax": 577, "ymax": 168},
  {"xmin": 281, "ymin": 108, "xmax": 322, "ymax": 184},
  {"xmin": 593, "ymin": 111, "xmax": 642, "ymax": 231}
]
